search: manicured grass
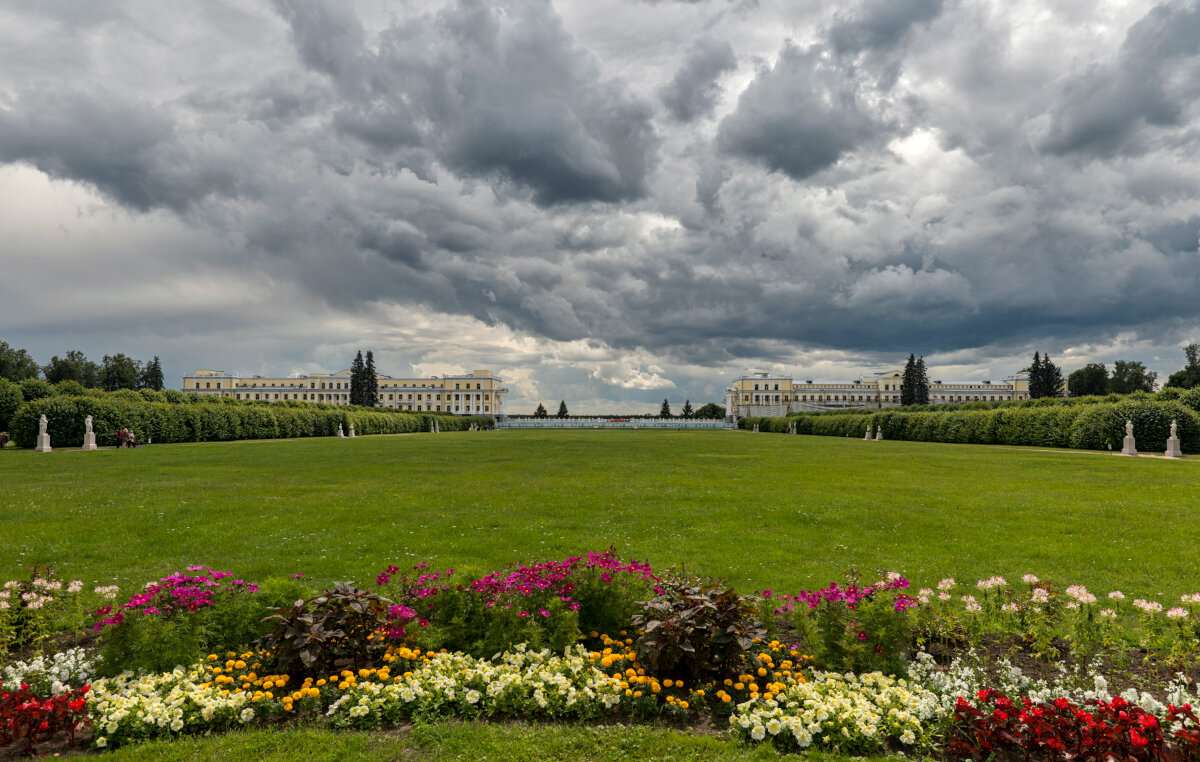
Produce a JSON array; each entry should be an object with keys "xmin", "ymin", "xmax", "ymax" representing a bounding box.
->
[
  {"xmin": 2, "ymin": 431, "xmax": 1197, "ymax": 598},
  {"xmin": 99, "ymin": 722, "xmax": 842, "ymax": 761}
]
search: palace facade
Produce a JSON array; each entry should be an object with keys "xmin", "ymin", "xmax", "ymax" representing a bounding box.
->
[
  {"xmin": 726, "ymin": 370, "xmax": 1029, "ymax": 418},
  {"xmin": 182, "ymin": 369, "xmax": 507, "ymax": 416}
]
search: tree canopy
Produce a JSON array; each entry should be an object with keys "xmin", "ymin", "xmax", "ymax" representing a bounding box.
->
[
  {"xmin": 659, "ymin": 399, "xmax": 672, "ymax": 418},
  {"xmin": 1067, "ymin": 363, "xmax": 1108, "ymax": 397},
  {"xmin": 0, "ymin": 341, "xmax": 40, "ymax": 382},
  {"xmin": 681, "ymin": 400, "xmax": 694, "ymax": 417},
  {"xmin": 1108, "ymin": 360, "xmax": 1157, "ymax": 394},
  {"xmin": 533, "ymin": 403, "xmax": 548, "ymax": 418},
  {"xmin": 1165, "ymin": 343, "xmax": 1200, "ymax": 390},
  {"xmin": 556, "ymin": 401, "xmax": 569, "ymax": 418}
]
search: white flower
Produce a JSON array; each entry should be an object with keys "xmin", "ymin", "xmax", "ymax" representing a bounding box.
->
[
  {"xmin": 95, "ymin": 737, "xmax": 107, "ymax": 748},
  {"xmin": 901, "ymin": 729, "xmax": 916, "ymax": 745},
  {"xmin": 751, "ymin": 725, "xmax": 766, "ymax": 741},
  {"xmin": 239, "ymin": 708, "xmax": 254, "ymax": 723},
  {"xmin": 466, "ymin": 690, "xmax": 480, "ymax": 704}
]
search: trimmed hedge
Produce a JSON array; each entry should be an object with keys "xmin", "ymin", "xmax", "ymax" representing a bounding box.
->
[
  {"xmin": 741, "ymin": 399, "xmax": 1200, "ymax": 453},
  {"xmin": 7, "ymin": 395, "xmax": 490, "ymax": 449}
]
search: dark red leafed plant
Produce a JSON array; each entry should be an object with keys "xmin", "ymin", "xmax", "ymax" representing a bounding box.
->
[
  {"xmin": 0, "ymin": 683, "xmax": 90, "ymax": 757},
  {"xmin": 948, "ymin": 688, "xmax": 1200, "ymax": 762}
]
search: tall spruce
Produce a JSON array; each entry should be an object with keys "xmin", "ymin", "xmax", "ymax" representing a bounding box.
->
[
  {"xmin": 350, "ymin": 351, "xmax": 365, "ymax": 406},
  {"xmin": 1041, "ymin": 354, "xmax": 1064, "ymax": 397},
  {"xmin": 914, "ymin": 356, "xmax": 930, "ymax": 405},
  {"xmin": 1028, "ymin": 352, "xmax": 1044, "ymax": 398},
  {"xmin": 363, "ymin": 351, "xmax": 378, "ymax": 407},
  {"xmin": 534, "ymin": 403, "xmax": 548, "ymax": 418},
  {"xmin": 140, "ymin": 356, "xmax": 165, "ymax": 391},
  {"xmin": 681, "ymin": 399, "xmax": 694, "ymax": 417},
  {"xmin": 556, "ymin": 400, "xmax": 569, "ymax": 418},
  {"xmin": 660, "ymin": 399, "xmax": 673, "ymax": 418},
  {"xmin": 900, "ymin": 354, "xmax": 918, "ymax": 406}
]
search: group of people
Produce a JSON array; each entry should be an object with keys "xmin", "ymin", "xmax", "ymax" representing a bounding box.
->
[
  {"xmin": 0, "ymin": 431, "xmax": 8, "ymax": 449},
  {"xmin": 116, "ymin": 427, "xmax": 137, "ymax": 448}
]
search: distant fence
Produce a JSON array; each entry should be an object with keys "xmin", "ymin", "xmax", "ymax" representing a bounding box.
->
[{"xmin": 498, "ymin": 418, "xmax": 733, "ymax": 429}]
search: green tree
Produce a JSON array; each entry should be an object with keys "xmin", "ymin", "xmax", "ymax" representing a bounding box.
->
[
  {"xmin": 693, "ymin": 402, "xmax": 725, "ymax": 419},
  {"xmin": 0, "ymin": 378, "xmax": 22, "ymax": 431},
  {"xmin": 0, "ymin": 341, "xmax": 40, "ymax": 382},
  {"xmin": 681, "ymin": 399, "xmax": 694, "ymax": 417},
  {"xmin": 43, "ymin": 350, "xmax": 101, "ymax": 387},
  {"xmin": 1028, "ymin": 352, "xmax": 1045, "ymax": 398},
  {"xmin": 1108, "ymin": 360, "xmax": 1157, "ymax": 394},
  {"xmin": 1068, "ymin": 363, "xmax": 1108, "ymax": 397},
  {"xmin": 140, "ymin": 356, "xmax": 165, "ymax": 391},
  {"xmin": 1164, "ymin": 344, "xmax": 1200, "ymax": 389},
  {"xmin": 556, "ymin": 400, "xmax": 569, "ymax": 418},
  {"xmin": 659, "ymin": 399, "xmax": 673, "ymax": 418},
  {"xmin": 1041, "ymin": 354, "xmax": 1064, "ymax": 398},
  {"xmin": 349, "ymin": 351, "xmax": 365, "ymax": 406},
  {"xmin": 100, "ymin": 353, "xmax": 142, "ymax": 391},
  {"xmin": 900, "ymin": 354, "xmax": 917, "ymax": 406},
  {"xmin": 363, "ymin": 351, "xmax": 378, "ymax": 407},
  {"xmin": 914, "ymin": 356, "xmax": 930, "ymax": 405},
  {"xmin": 534, "ymin": 403, "xmax": 548, "ymax": 418},
  {"xmin": 19, "ymin": 378, "xmax": 54, "ymax": 402}
]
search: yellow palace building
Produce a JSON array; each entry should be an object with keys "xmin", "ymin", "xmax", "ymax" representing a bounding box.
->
[
  {"xmin": 725, "ymin": 370, "xmax": 1029, "ymax": 418},
  {"xmin": 182, "ymin": 369, "xmax": 507, "ymax": 416}
]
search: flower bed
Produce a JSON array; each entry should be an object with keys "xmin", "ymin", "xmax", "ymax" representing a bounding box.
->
[{"xmin": 4, "ymin": 552, "xmax": 1200, "ymax": 757}]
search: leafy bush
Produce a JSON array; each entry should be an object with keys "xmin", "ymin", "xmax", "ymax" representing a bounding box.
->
[
  {"xmin": 259, "ymin": 582, "xmax": 411, "ymax": 677},
  {"xmin": 631, "ymin": 575, "xmax": 765, "ymax": 682},
  {"xmin": 0, "ymin": 378, "xmax": 21, "ymax": 432},
  {"xmin": 94, "ymin": 568, "xmax": 261, "ymax": 676},
  {"xmin": 0, "ymin": 683, "xmax": 90, "ymax": 756},
  {"xmin": 18, "ymin": 378, "xmax": 54, "ymax": 403}
]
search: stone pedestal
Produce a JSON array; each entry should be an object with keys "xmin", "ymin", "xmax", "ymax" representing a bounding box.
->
[
  {"xmin": 1165, "ymin": 435, "xmax": 1182, "ymax": 459},
  {"xmin": 1121, "ymin": 434, "xmax": 1137, "ymax": 456},
  {"xmin": 35, "ymin": 433, "xmax": 52, "ymax": 453},
  {"xmin": 82, "ymin": 432, "xmax": 97, "ymax": 451},
  {"xmin": 864, "ymin": 427, "xmax": 871, "ymax": 440},
  {"xmin": 349, "ymin": 425, "xmax": 356, "ymax": 438},
  {"xmin": 874, "ymin": 426, "xmax": 883, "ymax": 441}
]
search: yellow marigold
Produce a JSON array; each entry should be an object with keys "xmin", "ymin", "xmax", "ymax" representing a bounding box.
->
[
  {"xmin": 264, "ymin": 691, "xmax": 273, "ymax": 699},
  {"xmin": 624, "ymin": 689, "xmax": 632, "ymax": 697},
  {"xmin": 282, "ymin": 703, "xmax": 293, "ymax": 712},
  {"xmin": 721, "ymin": 694, "xmax": 731, "ymax": 703},
  {"xmin": 211, "ymin": 667, "xmax": 223, "ymax": 675},
  {"xmin": 263, "ymin": 681, "xmax": 274, "ymax": 689},
  {"xmin": 207, "ymin": 654, "xmax": 218, "ymax": 661},
  {"xmin": 663, "ymin": 679, "xmax": 673, "ymax": 688},
  {"xmin": 757, "ymin": 667, "xmax": 767, "ymax": 677},
  {"xmin": 763, "ymin": 693, "xmax": 773, "ymax": 701},
  {"xmin": 633, "ymin": 691, "xmax": 642, "ymax": 698},
  {"xmin": 358, "ymin": 669, "xmax": 372, "ymax": 678},
  {"xmin": 680, "ymin": 701, "xmax": 689, "ymax": 709},
  {"xmin": 734, "ymin": 683, "xmax": 744, "ymax": 691},
  {"xmin": 723, "ymin": 679, "xmax": 732, "ymax": 687},
  {"xmin": 650, "ymin": 683, "xmax": 660, "ymax": 694},
  {"xmin": 316, "ymin": 679, "xmax": 326, "ymax": 687},
  {"xmin": 234, "ymin": 660, "xmax": 246, "ymax": 670},
  {"xmin": 749, "ymin": 683, "xmax": 758, "ymax": 692}
]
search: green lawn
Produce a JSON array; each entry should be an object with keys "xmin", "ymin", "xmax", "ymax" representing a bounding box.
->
[{"xmin": 2, "ymin": 430, "xmax": 1197, "ymax": 598}]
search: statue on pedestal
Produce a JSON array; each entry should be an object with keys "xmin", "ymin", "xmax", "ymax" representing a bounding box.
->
[
  {"xmin": 35, "ymin": 414, "xmax": 52, "ymax": 453},
  {"xmin": 1166, "ymin": 418, "xmax": 1183, "ymax": 459},
  {"xmin": 874, "ymin": 425, "xmax": 883, "ymax": 441},
  {"xmin": 1120, "ymin": 419, "xmax": 1137, "ymax": 456},
  {"xmin": 82, "ymin": 415, "xmax": 97, "ymax": 451}
]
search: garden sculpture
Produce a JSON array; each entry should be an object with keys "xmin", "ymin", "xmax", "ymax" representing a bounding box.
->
[
  {"xmin": 82, "ymin": 415, "xmax": 97, "ymax": 451},
  {"xmin": 1166, "ymin": 419, "xmax": 1182, "ymax": 459},
  {"xmin": 864, "ymin": 426, "xmax": 871, "ymax": 440},
  {"xmin": 337, "ymin": 423, "xmax": 344, "ymax": 438},
  {"xmin": 35, "ymin": 414, "xmax": 52, "ymax": 452},
  {"xmin": 875, "ymin": 425, "xmax": 883, "ymax": 441},
  {"xmin": 1121, "ymin": 419, "xmax": 1137, "ymax": 456}
]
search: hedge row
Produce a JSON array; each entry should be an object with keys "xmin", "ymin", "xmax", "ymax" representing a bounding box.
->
[
  {"xmin": 6, "ymin": 395, "xmax": 491, "ymax": 449},
  {"xmin": 798, "ymin": 388, "xmax": 1200, "ymax": 416},
  {"xmin": 740, "ymin": 398, "xmax": 1200, "ymax": 453}
]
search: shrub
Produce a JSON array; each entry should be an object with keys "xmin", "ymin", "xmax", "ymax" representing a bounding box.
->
[
  {"xmin": 259, "ymin": 582, "xmax": 411, "ymax": 677},
  {"xmin": 52, "ymin": 380, "xmax": 86, "ymax": 397},
  {"xmin": 93, "ymin": 568, "xmax": 260, "ymax": 676},
  {"xmin": 0, "ymin": 379, "xmax": 21, "ymax": 432},
  {"xmin": 1069, "ymin": 400, "xmax": 1200, "ymax": 453},
  {"xmin": 631, "ymin": 575, "xmax": 765, "ymax": 682},
  {"xmin": 18, "ymin": 378, "xmax": 54, "ymax": 403},
  {"xmin": 0, "ymin": 683, "xmax": 90, "ymax": 756}
]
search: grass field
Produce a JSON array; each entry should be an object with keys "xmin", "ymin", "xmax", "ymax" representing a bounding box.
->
[{"xmin": 2, "ymin": 430, "xmax": 1197, "ymax": 598}]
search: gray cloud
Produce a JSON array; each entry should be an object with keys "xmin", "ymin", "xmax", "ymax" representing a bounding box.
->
[
  {"xmin": 659, "ymin": 37, "xmax": 737, "ymax": 121},
  {"xmin": 829, "ymin": 0, "xmax": 943, "ymax": 55},
  {"xmin": 716, "ymin": 43, "xmax": 891, "ymax": 181}
]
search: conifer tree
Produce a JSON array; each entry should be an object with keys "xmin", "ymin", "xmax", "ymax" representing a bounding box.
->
[
  {"xmin": 363, "ymin": 351, "xmax": 378, "ymax": 407},
  {"xmin": 914, "ymin": 356, "xmax": 930, "ymax": 405},
  {"xmin": 534, "ymin": 403, "xmax": 548, "ymax": 418},
  {"xmin": 1029, "ymin": 352, "xmax": 1044, "ymax": 398},
  {"xmin": 1042, "ymin": 354, "xmax": 1064, "ymax": 398},
  {"xmin": 660, "ymin": 399, "xmax": 673, "ymax": 418},
  {"xmin": 556, "ymin": 400, "xmax": 569, "ymax": 418},
  {"xmin": 900, "ymin": 354, "xmax": 917, "ymax": 406},
  {"xmin": 681, "ymin": 399, "xmax": 694, "ymax": 417},
  {"xmin": 140, "ymin": 356, "xmax": 164, "ymax": 391},
  {"xmin": 350, "ymin": 351, "xmax": 365, "ymax": 406}
]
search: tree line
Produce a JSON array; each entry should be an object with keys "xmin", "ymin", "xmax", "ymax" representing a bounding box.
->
[
  {"xmin": 531, "ymin": 399, "xmax": 726, "ymax": 418},
  {"xmin": 0, "ymin": 342, "xmax": 164, "ymax": 392}
]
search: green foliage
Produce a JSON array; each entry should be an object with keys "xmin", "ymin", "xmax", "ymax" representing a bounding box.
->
[
  {"xmin": 363, "ymin": 351, "xmax": 378, "ymax": 407},
  {"xmin": 161, "ymin": 388, "xmax": 187, "ymax": 404},
  {"xmin": 901, "ymin": 354, "xmax": 917, "ymax": 406},
  {"xmin": 0, "ymin": 378, "xmax": 22, "ymax": 432},
  {"xmin": 914, "ymin": 357, "xmax": 930, "ymax": 405},
  {"xmin": 0, "ymin": 341, "xmax": 40, "ymax": 382},
  {"xmin": 53, "ymin": 380, "xmax": 86, "ymax": 397},
  {"xmin": 680, "ymin": 400, "xmax": 694, "ymax": 417},
  {"xmin": 693, "ymin": 402, "xmax": 725, "ymax": 419},
  {"xmin": 101, "ymin": 353, "xmax": 142, "ymax": 391},
  {"xmin": 1068, "ymin": 362, "xmax": 1108, "ymax": 397},
  {"xmin": 557, "ymin": 401, "xmax": 568, "ymax": 418},
  {"xmin": 19, "ymin": 377, "xmax": 54, "ymax": 402},
  {"xmin": 350, "ymin": 351, "xmax": 365, "ymax": 406},
  {"xmin": 259, "ymin": 582, "xmax": 400, "ymax": 676},
  {"xmin": 533, "ymin": 403, "xmax": 548, "ymax": 418},
  {"xmin": 1165, "ymin": 343, "xmax": 1200, "ymax": 390},
  {"xmin": 42, "ymin": 350, "xmax": 101, "ymax": 387},
  {"xmin": 1068, "ymin": 399, "xmax": 1200, "ymax": 452},
  {"xmin": 140, "ymin": 356, "xmax": 165, "ymax": 391},
  {"xmin": 1108, "ymin": 360, "xmax": 1157, "ymax": 394},
  {"xmin": 5, "ymin": 392, "xmax": 489, "ymax": 448},
  {"xmin": 631, "ymin": 576, "xmax": 764, "ymax": 682},
  {"xmin": 659, "ymin": 399, "xmax": 672, "ymax": 418}
]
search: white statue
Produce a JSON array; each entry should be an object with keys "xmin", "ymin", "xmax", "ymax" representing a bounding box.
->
[
  {"xmin": 874, "ymin": 425, "xmax": 883, "ymax": 441},
  {"xmin": 1166, "ymin": 419, "xmax": 1183, "ymax": 459},
  {"xmin": 85, "ymin": 415, "xmax": 94, "ymax": 434},
  {"xmin": 35, "ymin": 414, "xmax": 52, "ymax": 452},
  {"xmin": 337, "ymin": 423, "xmax": 345, "ymax": 438},
  {"xmin": 1121, "ymin": 419, "xmax": 1137, "ymax": 456},
  {"xmin": 1125, "ymin": 419, "xmax": 1134, "ymax": 437},
  {"xmin": 39, "ymin": 414, "xmax": 48, "ymax": 436},
  {"xmin": 864, "ymin": 426, "xmax": 871, "ymax": 440},
  {"xmin": 1171, "ymin": 419, "xmax": 1178, "ymax": 439}
]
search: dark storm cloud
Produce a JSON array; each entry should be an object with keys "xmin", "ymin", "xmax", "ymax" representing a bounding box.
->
[
  {"xmin": 659, "ymin": 37, "xmax": 737, "ymax": 122},
  {"xmin": 829, "ymin": 0, "xmax": 943, "ymax": 55},
  {"xmin": 1036, "ymin": 0, "xmax": 1200, "ymax": 156},
  {"xmin": 716, "ymin": 44, "xmax": 890, "ymax": 181},
  {"xmin": 3, "ymin": 0, "xmax": 1200, "ymax": 410},
  {"xmin": 0, "ymin": 88, "xmax": 238, "ymax": 212}
]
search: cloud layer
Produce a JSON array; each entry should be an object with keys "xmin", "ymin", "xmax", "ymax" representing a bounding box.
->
[{"xmin": 1, "ymin": 0, "xmax": 1198, "ymax": 412}]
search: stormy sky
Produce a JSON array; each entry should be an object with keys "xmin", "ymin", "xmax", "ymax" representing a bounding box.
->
[{"xmin": 2, "ymin": 0, "xmax": 1198, "ymax": 412}]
